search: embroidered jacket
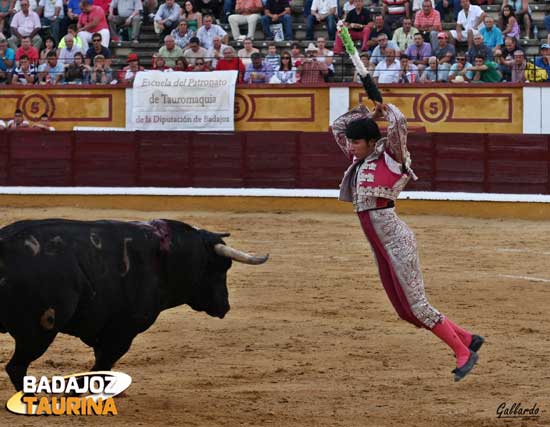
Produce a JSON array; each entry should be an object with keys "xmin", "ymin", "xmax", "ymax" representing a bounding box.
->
[{"xmin": 331, "ymin": 103, "xmax": 417, "ymax": 212}]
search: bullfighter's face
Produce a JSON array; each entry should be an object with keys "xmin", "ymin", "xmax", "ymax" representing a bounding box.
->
[{"xmin": 349, "ymin": 138, "xmax": 375, "ymax": 160}]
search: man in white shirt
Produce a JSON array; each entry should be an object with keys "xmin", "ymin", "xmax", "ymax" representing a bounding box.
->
[
  {"xmin": 373, "ymin": 47, "xmax": 401, "ymax": 83},
  {"xmin": 449, "ymin": 0, "xmax": 485, "ymax": 48},
  {"xmin": 58, "ymin": 34, "xmax": 83, "ymax": 64},
  {"xmin": 207, "ymin": 35, "xmax": 230, "ymax": 68},
  {"xmin": 306, "ymin": 0, "xmax": 337, "ymax": 41},
  {"xmin": 38, "ymin": 0, "xmax": 63, "ymax": 43},
  {"xmin": 8, "ymin": 0, "xmax": 42, "ymax": 50},
  {"xmin": 196, "ymin": 14, "xmax": 228, "ymax": 50}
]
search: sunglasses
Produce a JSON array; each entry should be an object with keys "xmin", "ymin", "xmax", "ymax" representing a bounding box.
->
[
  {"xmin": 93, "ymin": 39, "xmax": 101, "ymax": 42},
  {"xmin": 196, "ymin": 62, "xmax": 204, "ymax": 65},
  {"xmin": 456, "ymin": 58, "xmax": 465, "ymax": 61}
]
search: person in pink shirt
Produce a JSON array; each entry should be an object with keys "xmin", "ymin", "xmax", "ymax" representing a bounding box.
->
[
  {"xmin": 15, "ymin": 36, "xmax": 39, "ymax": 65},
  {"xmin": 77, "ymin": 0, "xmax": 110, "ymax": 50}
]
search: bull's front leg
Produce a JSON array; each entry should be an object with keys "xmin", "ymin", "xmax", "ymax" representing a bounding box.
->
[{"xmin": 90, "ymin": 319, "xmax": 138, "ymax": 371}]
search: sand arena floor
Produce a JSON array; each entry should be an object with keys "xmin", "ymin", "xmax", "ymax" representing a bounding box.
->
[{"xmin": 0, "ymin": 206, "xmax": 548, "ymax": 427}]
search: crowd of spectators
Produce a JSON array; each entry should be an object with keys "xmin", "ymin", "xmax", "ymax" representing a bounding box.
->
[{"xmin": 0, "ymin": 0, "xmax": 548, "ymax": 84}]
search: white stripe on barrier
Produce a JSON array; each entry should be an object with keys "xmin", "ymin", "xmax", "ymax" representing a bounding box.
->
[{"xmin": 0, "ymin": 187, "xmax": 549, "ymax": 203}]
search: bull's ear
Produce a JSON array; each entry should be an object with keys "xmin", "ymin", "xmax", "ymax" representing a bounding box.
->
[{"xmin": 213, "ymin": 232, "xmax": 231, "ymax": 239}]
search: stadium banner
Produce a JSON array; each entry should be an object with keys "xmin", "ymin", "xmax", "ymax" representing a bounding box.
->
[{"xmin": 130, "ymin": 70, "xmax": 238, "ymax": 131}]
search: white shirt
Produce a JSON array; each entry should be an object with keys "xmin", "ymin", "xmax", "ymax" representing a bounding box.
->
[
  {"xmin": 457, "ymin": 5, "xmax": 484, "ymax": 31},
  {"xmin": 196, "ymin": 25, "xmax": 227, "ymax": 50},
  {"xmin": 39, "ymin": 0, "xmax": 64, "ymax": 19},
  {"xmin": 373, "ymin": 59, "xmax": 401, "ymax": 83},
  {"xmin": 0, "ymin": 120, "xmax": 6, "ymax": 129},
  {"xmin": 310, "ymin": 0, "xmax": 337, "ymax": 15}
]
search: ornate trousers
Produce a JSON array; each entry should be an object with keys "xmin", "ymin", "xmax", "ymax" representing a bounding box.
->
[{"xmin": 358, "ymin": 208, "xmax": 443, "ymax": 329}]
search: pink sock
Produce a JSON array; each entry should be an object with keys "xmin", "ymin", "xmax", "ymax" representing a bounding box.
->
[
  {"xmin": 431, "ymin": 317, "xmax": 471, "ymax": 367},
  {"xmin": 445, "ymin": 318, "xmax": 473, "ymax": 348}
]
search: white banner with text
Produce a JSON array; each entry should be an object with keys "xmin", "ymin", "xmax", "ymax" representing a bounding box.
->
[{"xmin": 130, "ymin": 70, "xmax": 238, "ymax": 131}]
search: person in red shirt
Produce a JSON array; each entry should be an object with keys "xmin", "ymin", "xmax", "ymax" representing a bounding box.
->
[
  {"xmin": 15, "ymin": 36, "xmax": 39, "ymax": 65},
  {"xmin": 77, "ymin": 0, "xmax": 110, "ymax": 50},
  {"xmin": 215, "ymin": 46, "xmax": 245, "ymax": 82}
]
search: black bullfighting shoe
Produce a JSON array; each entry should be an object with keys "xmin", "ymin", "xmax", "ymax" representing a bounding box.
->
[
  {"xmin": 452, "ymin": 351, "xmax": 479, "ymax": 382},
  {"xmin": 469, "ymin": 335, "xmax": 485, "ymax": 353}
]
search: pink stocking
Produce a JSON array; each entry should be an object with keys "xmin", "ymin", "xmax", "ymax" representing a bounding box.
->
[
  {"xmin": 431, "ymin": 317, "xmax": 471, "ymax": 367},
  {"xmin": 445, "ymin": 318, "xmax": 473, "ymax": 348}
]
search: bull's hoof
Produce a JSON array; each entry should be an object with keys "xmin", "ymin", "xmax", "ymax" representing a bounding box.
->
[
  {"xmin": 469, "ymin": 335, "xmax": 485, "ymax": 353},
  {"xmin": 452, "ymin": 351, "xmax": 479, "ymax": 382}
]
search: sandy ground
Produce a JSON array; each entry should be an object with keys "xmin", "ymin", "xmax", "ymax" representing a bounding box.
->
[{"xmin": 0, "ymin": 206, "xmax": 548, "ymax": 426}]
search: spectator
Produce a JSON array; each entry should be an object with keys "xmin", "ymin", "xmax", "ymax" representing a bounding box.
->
[
  {"xmin": 264, "ymin": 42, "xmax": 280, "ymax": 69},
  {"xmin": 433, "ymin": 31, "xmax": 455, "ymax": 64},
  {"xmin": 153, "ymin": 53, "xmax": 173, "ymax": 70},
  {"xmin": 270, "ymin": 50, "xmax": 296, "ymax": 83},
  {"xmin": 243, "ymin": 51, "xmax": 272, "ymax": 82},
  {"xmin": 12, "ymin": 54, "xmax": 36, "ymax": 83},
  {"xmin": 154, "ymin": 0, "xmax": 181, "ymax": 39},
  {"xmin": 15, "ymin": 36, "xmax": 38, "ymax": 64},
  {"xmin": 492, "ymin": 48, "xmax": 510, "ymax": 80},
  {"xmin": 465, "ymin": 54, "xmax": 502, "ymax": 82},
  {"xmin": 171, "ymin": 19, "xmax": 195, "ymax": 50},
  {"xmin": 449, "ymin": 51, "xmax": 473, "ymax": 81},
  {"xmin": 58, "ymin": 24, "xmax": 85, "ymax": 49},
  {"xmin": 467, "ymin": 34, "xmax": 492, "ymax": 64},
  {"xmin": 353, "ymin": 51, "xmax": 374, "ymax": 82},
  {"xmin": 85, "ymin": 32, "xmax": 111, "ymax": 66},
  {"xmin": 420, "ymin": 55, "xmax": 450, "ymax": 81},
  {"xmin": 298, "ymin": 43, "xmax": 328, "ymax": 84},
  {"xmin": 143, "ymin": 0, "xmax": 158, "ymax": 23},
  {"xmin": 38, "ymin": 0, "xmax": 62, "ymax": 43},
  {"xmin": 435, "ymin": 0, "xmax": 459, "ymax": 23},
  {"xmin": 64, "ymin": 51, "xmax": 90, "ymax": 83},
  {"xmin": 195, "ymin": 0, "xmax": 221, "ymax": 21},
  {"xmin": 290, "ymin": 42, "xmax": 304, "ymax": 65},
  {"xmin": 261, "ymin": 0, "xmax": 292, "ymax": 41},
  {"xmin": 0, "ymin": 120, "xmax": 5, "ymax": 129},
  {"xmin": 502, "ymin": 35, "xmax": 522, "ymax": 58},
  {"xmin": 367, "ymin": 15, "xmax": 390, "ymax": 50},
  {"xmin": 0, "ymin": 36, "xmax": 15, "ymax": 84},
  {"xmin": 66, "ymin": 0, "xmax": 82, "ymax": 29},
  {"xmin": 502, "ymin": 0, "xmax": 531, "ymax": 39},
  {"xmin": 499, "ymin": 4, "xmax": 520, "ymax": 40},
  {"xmin": 373, "ymin": 47, "xmax": 400, "ymax": 83},
  {"xmin": 183, "ymin": 36, "xmax": 208, "ymax": 65},
  {"xmin": 93, "ymin": 0, "xmax": 110, "ymax": 15},
  {"xmin": 89, "ymin": 54, "xmax": 114, "ymax": 83},
  {"xmin": 78, "ymin": 0, "xmax": 110, "ymax": 50},
  {"xmin": 158, "ymin": 34, "xmax": 184, "ymax": 67},
  {"xmin": 382, "ymin": 0, "xmax": 409, "ymax": 33},
  {"xmin": 32, "ymin": 113, "xmax": 55, "ymax": 131},
  {"xmin": 0, "ymin": 1, "xmax": 15, "ymax": 37},
  {"xmin": 38, "ymin": 50, "xmax": 63, "ymax": 83},
  {"xmin": 173, "ymin": 57, "xmax": 189, "ymax": 70},
  {"xmin": 222, "ymin": 0, "xmax": 233, "ymax": 24},
  {"xmin": 398, "ymin": 53, "xmax": 418, "ymax": 82},
  {"xmin": 405, "ymin": 32, "xmax": 431, "ymax": 72},
  {"xmin": 237, "ymin": 36, "xmax": 258, "ymax": 66},
  {"xmin": 306, "ymin": 0, "xmax": 336, "ymax": 41},
  {"xmin": 196, "ymin": 14, "xmax": 227, "ymax": 49},
  {"xmin": 449, "ymin": 0, "xmax": 485, "ymax": 48},
  {"xmin": 181, "ymin": 0, "xmax": 202, "ymax": 33},
  {"xmin": 414, "ymin": 0, "xmax": 441, "ymax": 50},
  {"xmin": 39, "ymin": 36, "xmax": 55, "ymax": 65},
  {"xmin": 228, "ymin": 0, "xmax": 262, "ymax": 41},
  {"xmin": 190, "ymin": 56, "xmax": 209, "ymax": 70},
  {"xmin": 480, "ymin": 16, "xmax": 502, "ymax": 51},
  {"xmin": 371, "ymin": 33, "xmax": 399, "ymax": 66},
  {"xmin": 316, "ymin": 36, "xmax": 334, "ymax": 80},
  {"xmin": 121, "ymin": 52, "xmax": 144, "ymax": 83},
  {"xmin": 13, "ymin": 0, "xmax": 38, "ymax": 11},
  {"xmin": 333, "ymin": 0, "xmax": 372, "ymax": 54},
  {"xmin": 392, "ymin": 17, "xmax": 418, "ymax": 52},
  {"xmin": 58, "ymin": 33, "xmax": 83, "ymax": 64},
  {"xmin": 108, "ymin": 0, "xmax": 142, "ymax": 44},
  {"xmin": 533, "ymin": 42, "xmax": 550, "ymax": 82},
  {"xmin": 215, "ymin": 45, "xmax": 245, "ymax": 81},
  {"xmin": 8, "ymin": 0, "xmax": 41, "ymax": 50},
  {"xmin": 207, "ymin": 34, "xmax": 229, "ymax": 67},
  {"xmin": 7, "ymin": 109, "xmax": 30, "ymax": 128},
  {"xmin": 411, "ymin": 0, "xmax": 433, "ymax": 15},
  {"xmin": 507, "ymin": 49, "xmax": 525, "ymax": 82},
  {"xmin": 341, "ymin": 0, "xmax": 354, "ymax": 20}
]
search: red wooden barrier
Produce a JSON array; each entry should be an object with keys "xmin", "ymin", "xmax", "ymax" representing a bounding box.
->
[{"xmin": 0, "ymin": 131, "xmax": 549, "ymax": 194}]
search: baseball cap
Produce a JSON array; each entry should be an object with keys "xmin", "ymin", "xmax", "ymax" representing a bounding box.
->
[
  {"xmin": 541, "ymin": 43, "xmax": 550, "ymax": 49},
  {"xmin": 437, "ymin": 32, "xmax": 447, "ymax": 39},
  {"xmin": 127, "ymin": 53, "xmax": 139, "ymax": 62}
]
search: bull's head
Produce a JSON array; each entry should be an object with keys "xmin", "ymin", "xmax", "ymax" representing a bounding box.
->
[{"xmin": 161, "ymin": 221, "xmax": 268, "ymax": 319}]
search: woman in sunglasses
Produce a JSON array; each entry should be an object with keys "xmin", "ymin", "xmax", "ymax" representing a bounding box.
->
[{"xmin": 270, "ymin": 51, "xmax": 296, "ymax": 84}]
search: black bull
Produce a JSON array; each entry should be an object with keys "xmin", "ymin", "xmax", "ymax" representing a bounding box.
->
[{"xmin": 0, "ymin": 218, "xmax": 268, "ymax": 391}]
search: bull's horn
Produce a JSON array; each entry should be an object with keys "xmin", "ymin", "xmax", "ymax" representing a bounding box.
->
[{"xmin": 214, "ymin": 244, "xmax": 269, "ymax": 265}]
